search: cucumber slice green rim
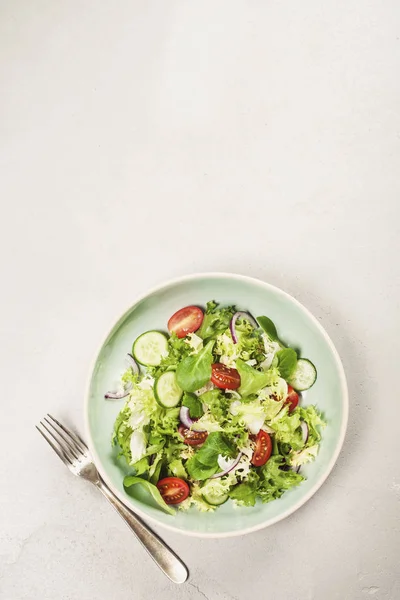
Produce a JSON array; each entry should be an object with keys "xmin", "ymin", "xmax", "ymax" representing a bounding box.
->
[
  {"xmin": 132, "ymin": 331, "xmax": 168, "ymax": 367},
  {"xmin": 154, "ymin": 371, "xmax": 183, "ymax": 408},
  {"xmin": 288, "ymin": 358, "xmax": 317, "ymax": 392},
  {"xmin": 202, "ymin": 490, "xmax": 229, "ymax": 506}
]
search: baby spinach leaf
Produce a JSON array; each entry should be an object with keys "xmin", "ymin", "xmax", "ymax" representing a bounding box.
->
[
  {"xmin": 236, "ymin": 359, "xmax": 270, "ymax": 396},
  {"xmin": 185, "ymin": 432, "xmax": 235, "ymax": 480},
  {"xmin": 123, "ymin": 475, "xmax": 175, "ymax": 515},
  {"xmin": 182, "ymin": 392, "xmax": 204, "ymax": 418},
  {"xmin": 186, "ymin": 458, "xmax": 218, "ymax": 480},
  {"xmin": 276, "ymin": 348, "xmax": 297, "ymax": 380},
  {"xmin": 257, "ymin": 316, "xmax": 278, "ymax": 341},
  {"xmin": 194, "ymin": 432, "xmax": 235, "ymax": 466},
  {"xmin": 176, "ymin": 340, "xmax": 214, "ymax": 392}
]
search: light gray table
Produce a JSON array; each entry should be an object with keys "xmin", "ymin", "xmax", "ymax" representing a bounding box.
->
[{"xmin": 1, "ymin": 2, "xmax": 399, "ymax": 599}]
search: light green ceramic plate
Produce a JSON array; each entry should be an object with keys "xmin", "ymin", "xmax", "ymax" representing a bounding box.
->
[{"xmin": 85, "ymin": 273, "xmax": 348, "ymax": 538}]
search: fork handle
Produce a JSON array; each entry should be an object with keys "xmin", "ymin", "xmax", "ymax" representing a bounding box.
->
[{"xmin": 96, "ymin": 480, "xmax": 188, "ymax": 584}]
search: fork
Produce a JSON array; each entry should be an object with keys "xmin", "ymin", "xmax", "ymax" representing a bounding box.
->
[{"xmin": 36, "ymin": 414, "xmax": 188, "ymax": 584}]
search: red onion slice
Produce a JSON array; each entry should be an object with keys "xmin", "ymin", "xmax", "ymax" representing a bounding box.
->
[
  {"xmin": 126, "ymin": 353, "xmax": 140, "ymax": 376},
  {"xmin": 105, "ymin": 354, "xmax": 139, "ymax": 399},
  {"xmin": 179, "ymin": 406, "xmax": 194, "ymax": 428},
  {"xmin": 230, "ymin": 311, "xmax": 258, "ymax": 344},
  {"xmin": 179, "ymin": 406, "xmax": 206, "ymax": 432},
  {"xmin": 300, "ymin": 421, "xmax": 309, "ymax": 444},
  {"xmin": 210, "ymin": 452, "xmax": 243, "ymax": 479},
  {"xmin": 105, "ymin": 381, "xmax": 133, "ymax": 400}
]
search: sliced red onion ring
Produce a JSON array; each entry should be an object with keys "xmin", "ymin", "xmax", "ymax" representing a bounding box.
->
[
  {"xmin": 211, "ymin": 452, "xmax": 243, "ymax": 479},
  {"xmin": 230, "ymin": 311, "xmax": 258, "ymax": 344},
  {"xmin": 105, "ymin": 381, "xmax": 133, "ymax": 400},
  {"xmin": 179, "ymin": 406, "xmax": 194, "ymax": 428},
  {"xmin": 105, "ymin": 354, "xmax": 139, "ymax": 399},
  {"xmin": 126, "ymin": 353, "xmax": 140, "ymax": 376},
  {"xmin": 179, "ymin": 406, "xmax": 206, "ymax": 432},
  {"xmin": 300, "ymin": 421, "xmax": 309, "ymax": 444}
]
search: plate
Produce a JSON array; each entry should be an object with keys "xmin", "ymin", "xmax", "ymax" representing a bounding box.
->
[{"xmin": 85, "ymin": 273, "xmax": 348, "ymax": 538}]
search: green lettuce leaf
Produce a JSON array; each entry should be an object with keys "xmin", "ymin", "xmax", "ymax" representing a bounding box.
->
[
  {"xmin": 268, "ymin": 407, "xmax": 304, "ymax": 450},
  {"xmin": 182, "ymin": 392, "xmax": 204, "ymax": 418},
  {"xmin": 257, "ymin": 456, "xmax": 303, "ymax": 503},
  {"xmin": 197, "ymin": 301, "xmax": 235, "ymax": 340},
  {"xmin": 176, "ymin": 340, "xmax": 214, "ymax": 392},
  {"xmin": 131, "ymin": 456, "xmax": 149, "ymax": 476},
  {"xmin": 276, "ymin": 348, "xmax": 298, "ymax": 380},
  {"xmin": 290, "ymin": 444, "xmax": 319, "ymax": 468},
  {"xmin": 236, "ymin": 359, "xmax": 271, "ymax": 396},
  {"xmin": 298, "ymin": 405, "xmax": 326, "ymax": 445},
  {"xmin": 200, "ymin": 389, "xmax": 230, "ymax": 421},
  {"xmin": 163, "ymin": 437, "xmax": 187, "ymax": 464},
  {"xmin": 257, "ymin": 316, "xmax": 278, "ymax": 341},
  {"xmin": 186, "ymin": 459, "xmax": 218, "ymax": 480},
  {"xmin": 148, "ymin": 333, "xmax": 192, "ymax": 378},
  {"xmin": 229, "ymin": 482, "xmax": 258, "ymax": 506},
  {"xmin": 261, "ymin": 396, "xmax": 285, "ymax": 420},
  {"xmin": 121, "ymin": 368, "xmax": 140, "ymax": 387},
  {"xmin": 168, "ymin": 458, "xmax": 188, "ymax": 479},
  {"xmin": 193, "ymin": 432, "xmax": 235, "ymax": 466},
  {"xmin": 123, "ymin": 476, "xmax": 175, "ymax": 515},
  {"xmin": 214, "ymin": 321, "xmax": 265, "ymax": 367},
  {"xmin": 151, "ymin": 407, "xmax": 181, "ymax": 437},
  {"xmin": 112, "ymin": 405, "xmax": 133, "ymax": 463},
  {"xmin": 149, "ymin": 453, "xmax": 164, "ymax": 484},
  {"xmin": 186, "ymin": 432, "xmax": 235, "ymax": 481}
]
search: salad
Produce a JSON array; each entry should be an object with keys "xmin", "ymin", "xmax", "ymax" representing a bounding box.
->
[{"xmin": 107, "ymin": 302, "xmax": 325, "ymax": 514}]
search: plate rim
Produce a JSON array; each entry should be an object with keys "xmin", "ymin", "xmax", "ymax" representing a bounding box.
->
[{"xmin": 84, "ymin": 272, "xmax": 349, "ymax": 538}]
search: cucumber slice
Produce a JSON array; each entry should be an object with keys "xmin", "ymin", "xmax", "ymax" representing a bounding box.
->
[
  {"xmin": 202, "ymin": 490, "xmax": 229, "ymax": 506},
  {"xmin": 288, "ymin": 358, "xmax": 317, "ymax": 391},
  {"xmin": 154, "ymin": 371, "xmax": 183, "ymax": 408},
  {"xmin": 132, "ymin": 331, "xmax": 168, "ymax": 367}
]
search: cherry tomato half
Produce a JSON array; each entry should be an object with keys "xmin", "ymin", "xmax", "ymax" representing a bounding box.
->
[
  {"xmin": 251, "ymin": 430, "xmax": 272, "ymax": 467},
  {"xmin": 168, "ymin": 306, "xmax": 204, "ymax": 339},
  {"xmin": 156, "ymin": 477, "xmax": 190, "ymax": 505},
  {"xmin": 211, "ymin": 363, "xmax": 241, "ymax": 390},
  {"xmin": 285, "ymin": 385, "xmax": 299, "ymax": 412},
  {"xmin": 178, "ymin": 424, "xmax": 208, "ymax": 446}
]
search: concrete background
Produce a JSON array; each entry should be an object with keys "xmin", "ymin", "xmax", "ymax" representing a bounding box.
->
[{"xmin": 1, "ymin": 1, "xmax": 399, "ymax": 599}]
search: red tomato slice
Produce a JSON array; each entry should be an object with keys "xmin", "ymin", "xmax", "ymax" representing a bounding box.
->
[
  {"xmin": 211, "ymin": 363, "xmax": 241, "ymax": 390},
  {"xmin": 178, "ymin": 424, "xmax": 208, "ymax": 446},
  {"xmin": 156, "ymin": 477, "xmax": 190, "ymax": 505},
  {"xmin": 251, "ymin": 430, "xmax": 272, "ymax": 467},
  {"xmin": 167, "ymin": 306, "xmax": 204, "ymax": 338},
  {"xmin": 286, "ymin": 385, "xmax": 299, "ymax": 412}
]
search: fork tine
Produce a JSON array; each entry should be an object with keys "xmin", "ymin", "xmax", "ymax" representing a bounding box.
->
[
  {"xmin": 43, "ymin": 416, "xmax": 80, "ymax": 460},
  {"xmin": 47, "ymin": 414, "xmax": 88, "ymax": 453},
  {"xmin": 40, "ymin": 420, "xmax": 78, "ymax": 462},
  {"xmin": 36, "ymin": 424, "xmax": 71, "ymax": 467}
]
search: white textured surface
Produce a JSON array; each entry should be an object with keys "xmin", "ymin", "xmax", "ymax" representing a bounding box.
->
[{"xmin": 1, "ymin": 1, "xmax": 400, "ymax": 599}]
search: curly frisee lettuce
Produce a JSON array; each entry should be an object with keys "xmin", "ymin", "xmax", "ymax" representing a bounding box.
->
[{"xmin": 108, "ymin": 302, "xmax": 324, "ymax": 514}]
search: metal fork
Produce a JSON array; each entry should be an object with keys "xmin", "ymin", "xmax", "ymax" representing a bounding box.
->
[{"xmin": 36, "ymin": 415, "xmax": 188, "ymax": 584}]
